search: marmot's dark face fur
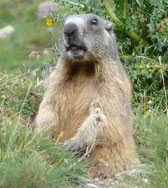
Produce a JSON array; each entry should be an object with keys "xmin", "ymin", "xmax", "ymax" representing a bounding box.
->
[{"xmin": 61, "ymin": 14, "xmax": 117, "ymax": 62}]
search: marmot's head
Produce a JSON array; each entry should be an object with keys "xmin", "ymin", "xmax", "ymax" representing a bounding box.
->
[{"xmin": 61, "ymin": 14, "xmax": 118, "ymax": 62}]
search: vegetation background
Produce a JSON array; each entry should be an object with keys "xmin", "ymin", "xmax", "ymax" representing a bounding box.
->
[{"xmin": 0, "ymin": 0, "xmax": 168, "ymax": 187}]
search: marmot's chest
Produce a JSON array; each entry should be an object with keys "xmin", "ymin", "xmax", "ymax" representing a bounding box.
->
[{"xmin": 55, "ymin": 79, "xmax": 96, "ymax": 141}]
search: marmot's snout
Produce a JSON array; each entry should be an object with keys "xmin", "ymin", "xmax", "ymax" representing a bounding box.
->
[
  {"xmin": 63, "ymin": 22, "xmax": 87, "ymax": 60},
  {"xmin": 63, "ymin": 23, "xmax": 78, "ymax": 44}
]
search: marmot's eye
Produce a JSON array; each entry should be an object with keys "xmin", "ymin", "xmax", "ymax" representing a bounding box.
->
[{"xmin": 91, "ymin": 19, "xmax": 98, "ymax": 25}]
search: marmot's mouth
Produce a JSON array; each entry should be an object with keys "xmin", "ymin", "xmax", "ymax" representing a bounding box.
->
[
  {"xmin": 66, "ymin": 44, "xmax": 87, "ymax": 52},
  {"xmin": 70, "ymin": 45, "xmax": 79, "ymax": 51},
  {"xmin": 65, "ymin": 44, "xmax": 87, "ymax": 59}
]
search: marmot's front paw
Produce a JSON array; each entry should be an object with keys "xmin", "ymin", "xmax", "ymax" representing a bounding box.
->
[{"xmin": 63, "ymin": 137, "xmax": 86, "ymax": 152}]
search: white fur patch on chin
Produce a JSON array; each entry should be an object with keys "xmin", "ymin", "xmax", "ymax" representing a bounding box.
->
[
  {"xmin": 65, "ymin": 17, "xmax": 85, "ymax": 26},
  {"xmin": 67, "ymin": 50, "xmax": 85, "ymax": 59}
]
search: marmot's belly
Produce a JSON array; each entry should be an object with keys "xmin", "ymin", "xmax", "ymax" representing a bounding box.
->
[{"xmin": 55, "ymin": 85, "xmax": 93, "ymax": 142}]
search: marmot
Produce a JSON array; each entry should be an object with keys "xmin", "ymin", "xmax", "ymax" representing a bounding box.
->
[{"xmin": 36, "ymin": 14, "xmax": 139, "ymax": 178}]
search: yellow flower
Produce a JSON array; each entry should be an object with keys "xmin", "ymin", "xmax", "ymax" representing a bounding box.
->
[
  {"xmin": 46, "ymin": 16, "xmax": 58, "ymax": 26},
  {"xmin": 47, "ymin": 17, "xmax": 55, "ymax": 26}
]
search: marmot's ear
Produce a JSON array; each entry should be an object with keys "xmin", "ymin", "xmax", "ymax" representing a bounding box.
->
[{"xmin": 105, "ymin": 23, "xmax": 114, "ymax": 33}]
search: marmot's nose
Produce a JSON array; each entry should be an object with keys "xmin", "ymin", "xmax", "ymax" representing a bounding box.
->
[{"xmin": 63, "ymin": 23, "xmax": 78, "ymax": 39}]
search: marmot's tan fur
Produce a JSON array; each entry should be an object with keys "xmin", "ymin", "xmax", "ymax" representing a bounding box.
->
[{"xmin": 36, "ymin": 14, "xmax": 139, "ymax": 178}]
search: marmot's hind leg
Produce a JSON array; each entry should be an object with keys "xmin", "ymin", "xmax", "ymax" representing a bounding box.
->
[{"xmin": 88, "ymin": 143, "xmax": 139, "ymax": 178}]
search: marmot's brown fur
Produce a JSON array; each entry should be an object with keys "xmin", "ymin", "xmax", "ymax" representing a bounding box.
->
[{"xmin": 36, "ymin": 14, "xmax": 139, "ymax": 178}]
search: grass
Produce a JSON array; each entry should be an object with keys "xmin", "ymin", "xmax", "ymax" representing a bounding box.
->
[
  {"xmin": 0, "ymin": 73, "xmax": 88, "ymax": 188},
  {"xmin": 135, "ymin": 110, "xmax": 168, "ymax": 188}
]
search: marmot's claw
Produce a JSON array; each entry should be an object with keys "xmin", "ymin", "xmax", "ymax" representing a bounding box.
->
[{"xmin": 63, "ymin": 138, "xmax": 85, "ymax": 152}]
